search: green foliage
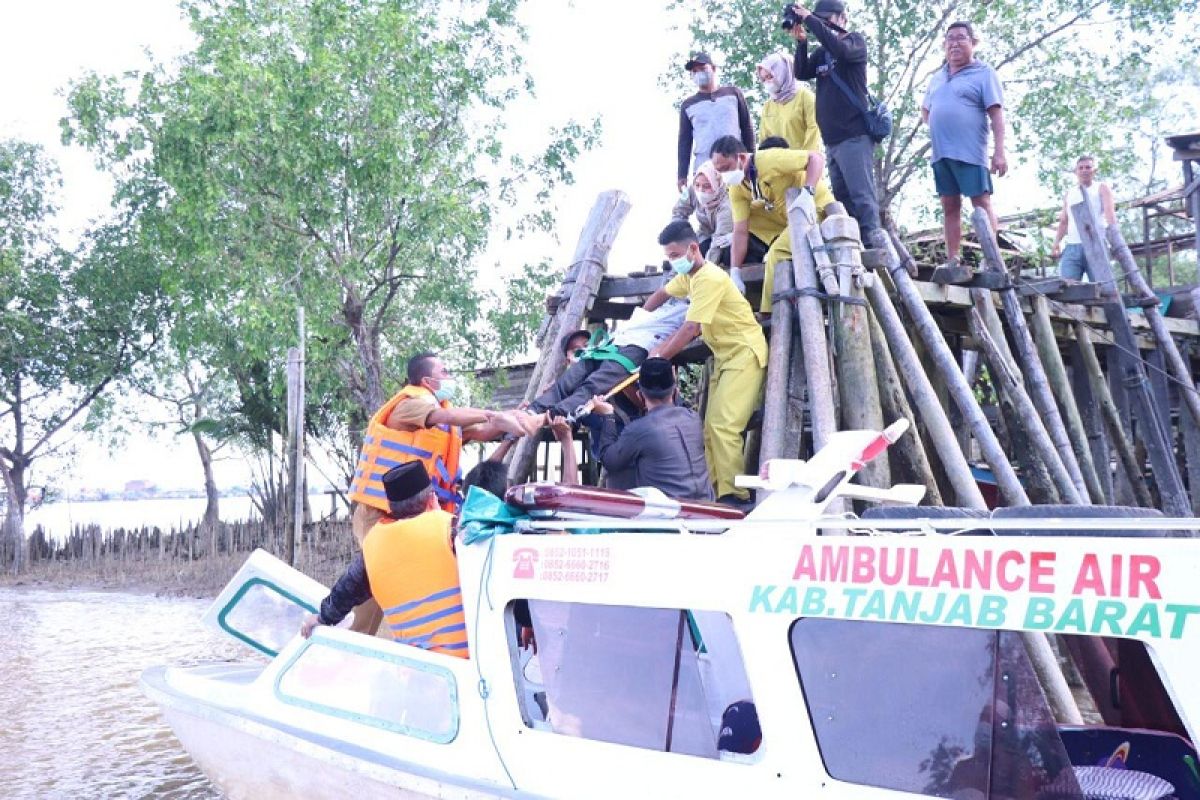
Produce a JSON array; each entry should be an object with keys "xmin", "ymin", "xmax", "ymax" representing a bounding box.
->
[
  {"xmin": 63, "ymin": 0, "xmax": 592, "ymax": 479},
  {"xmin": 671, "ymin": 0, "xmax": 1199, "ymax": 222},
  {"xmin": 0, "ymin": 140, "xmax": 164, "ymax": 535}
]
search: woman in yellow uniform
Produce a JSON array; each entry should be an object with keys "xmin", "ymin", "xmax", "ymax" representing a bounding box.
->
[{"xmin": 756, "ymin": 52, "xmax": 822, "ymax": 155}]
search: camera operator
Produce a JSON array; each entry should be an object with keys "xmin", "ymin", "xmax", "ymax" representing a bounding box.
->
[{"xmin": 788, "ymin": 1, "xmax": 884, "ymax": 250}]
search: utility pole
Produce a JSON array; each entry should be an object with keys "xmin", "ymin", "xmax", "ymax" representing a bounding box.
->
[{"xmin": 286, "ymin": 307, "xmax": 306, "ymax": 565}]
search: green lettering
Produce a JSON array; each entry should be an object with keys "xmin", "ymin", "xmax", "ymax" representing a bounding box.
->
[
  {"xmin": 1127, "ymin": 603, "xmax": 1163, "ymax": 638},
  {"xmin": 1089, "ymin": 600, "xmax": 1127, "ymax": 635},
  {"xmin": 801, "ymin": 587, "xmax": 828, "ymax": 616},
  {"xmin": 749, "ymin": 585, "xmax": 776, "ymax": 613},
  {"xmin": 978, "ymin": 595, "xmax": 1007, "ymax": 628},
  {"xmin": 1024, "ymin": 597, "xmax": 1055, "ymax": 630},
  {"xmin": 1053, "ymin": 599, "xmax": 1088, "ymax": 634},
  {"xmin": 1165, "ymin": 604, "xmax": 1200, "ymax": 639},
  {"xmin": 862, "ymin": 590, "xmax": 888, "ymax": 620},
  {"xmin": 843, "ymin": 587, "xmax": 868, "ymax": 616},
  {"xmin": 944, "ymin": 594, "xmax": 973, "ymax": 625},
  {"xmin": 777, "ymin": 586, "xmax": 799, "ymax": 615},
  {"xmin": 889, "ymin": 591, "xmax": 921, "ymax": 622}
]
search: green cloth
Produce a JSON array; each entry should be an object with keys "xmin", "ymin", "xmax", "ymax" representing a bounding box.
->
[
  {"xmin": 459, "ymin": 486, "xmax": 528, "ymax": 545},
  {"xmin": 576, "ymin": 328, "xmax": 639, "ymax": 373}
]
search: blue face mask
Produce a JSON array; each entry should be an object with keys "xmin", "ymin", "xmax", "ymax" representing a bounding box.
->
[
  {"xmin": 670, "ymin": 255, "xmax": 693, "ymax": 275},
  {"xmin": 433, "ymin": 378, "xmax": 458, "ymax": 402}
]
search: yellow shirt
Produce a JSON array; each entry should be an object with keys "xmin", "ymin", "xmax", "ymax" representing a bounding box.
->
[
  {"xmin": 665, "ymin": 262, "xmax": 768, "ymax": 368},
  {"xmin": 759, "ymin": 88, "xmax": 822, "ymax": 154},
  {"xmin": 729, "ymin": 148, "xmax": 834, "ymax": 245}
]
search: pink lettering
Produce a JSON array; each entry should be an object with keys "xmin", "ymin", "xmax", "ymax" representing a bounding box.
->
[
  {"xmin": 852, "ymin": 547, "xmax": 875, "ymax": 583},
  {"xmin": 1072, "ymin": 554, "xmax": 1106, "ymax": 596},
  {"xmin": 1030, "ymin": 551, "xmax": 1056, "ymax": 593},
  {"xmin": 1130, "ymin": 555, "xmax": 1162, "ymax": 599},
  {"xmin": 931, "ymin": 549, "xmax": 961, "ymax": 589},
  {"xmin": 793, "ymin": 545, "xmax": 815, "ymax": 581},
  {"xmin": 997, "ymin": 551, "xmax": 1025, "ymax": 591},
  {"xmin": 962, "ymin": 549, "xmax": 992, "ymax": 591},
  {"xmin": 907, "ymin": 548, "xmax": 930, "ymax": 588}
]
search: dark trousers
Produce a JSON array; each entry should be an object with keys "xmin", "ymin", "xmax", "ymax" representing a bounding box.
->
[
  {"xmin": 745, "ymin": 233, "xmax": 770, "ymax": 264},
  {"xmin": 826, "ymin": 134, "xmax": 882, "ymax": 240},
  {"xmin": 531, "ymin": 345, "xmax": 647, "ymax": 416}
]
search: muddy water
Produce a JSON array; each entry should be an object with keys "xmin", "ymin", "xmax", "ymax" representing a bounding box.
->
[{"xmin": 0, "ymin": 588, "xmax": 250, "ymax": 799}]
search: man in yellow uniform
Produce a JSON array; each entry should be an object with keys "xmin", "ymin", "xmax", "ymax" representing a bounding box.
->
[
  {"xmin": 709, "ymin": 134, "xmax": 834, "ymax": 313},
  {"xmin": 346, "ymin": 351, "xmax": 524, "ymax": 634},
  {"xmin": 301, "ymin": 461, "xmax": 469, "ymax": 658},
  {"xmin": 643, "ymin": 220, "xmax": 768, "ymax": 509}
]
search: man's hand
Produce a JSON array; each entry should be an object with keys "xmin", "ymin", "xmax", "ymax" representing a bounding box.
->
[
  {"xmin": 591, "ymin": 395, "xmax": 615, "ymax": 416},
  {"xmin": 677, "ymin": 177, "xmax": 687, "ymax": 192},
  {"xmin": 788, "ymin": 21, "xmax": 807, "ymax": 41},
  {"xmin": 549, "ymin": 417, "xmax": 574, "ymax": 442},
  {"xmin": 490, "ymin": 410, "xmax": 531, "ymax": 437},
  {"xmin": 300, "ymin": 613, "xmax": 320, "ymax": 639},
  {"xmin": 729, "ymin": 266, "xmax": 746, "ymax": 294},
  {"xmin": 990, "ymin": 150, "xmax": 1008, "ymax": 177},
  {"xmin": 1051, "ymin": 240, "xmax": 1062, "ymax": 259},
  {"xmin": 791, "ymin": 3, "xmax": 811, "ymax": 19}
]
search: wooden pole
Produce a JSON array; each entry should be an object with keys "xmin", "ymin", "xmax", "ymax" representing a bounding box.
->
[
  {"xmin": 824, "ymin": 209, "xmax": 888, "ymax": 487},
  {"xmin": 1074, "ymin": 323, "xmax": 1155, "ymax": 508},
  {"xmin": 785, "ymin": 189, "xmax": 838, "ymax": 454},
  {"xmin": 760, "ymin": 260, "xmax": 797, "ymax": 464},
  {"xmin": 1108, "ymin": 224, "xmax": 1200, "ymax": 434},
  {"xmin": 968, "ymin": 306, "xmax": 1079, "ymax": 502},
  {"xmin": 884, "ymin": 230, "xmax": 1028, "ymax": 506},
  {"xmin": 865, "ymin": 273, "xmax": 984, "ymax": 507},
  {"xmin": 868, "ymin": 309, "xmax": 943, "ymax": 504},
  {"xmin": 972, "ymin": 210, "xmax": 1089, "ymax": 502},
  {"xmin": 508, "ymin": 191, "xmax": 631, "ymax": 484},
  {"xmin": 1069, "ymin": 341, "xmax": 1114, "ymax": 503},
  {"xmin": 1028, "ymin": 296, "xmax": 1107, "ymax": 503},
  {"xmin": 285, "ymin": 308, "xmax": 304, "ymax": 568},
  {"xmin": 1073, "ymin": 199, "xmax": 1190, "ymax": 515}
]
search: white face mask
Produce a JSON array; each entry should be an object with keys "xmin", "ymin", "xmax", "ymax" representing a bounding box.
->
[
  {"xmin": 720, "ymin": 168, "xmax": 745, "ymax": 187},
  {"xmin": 764, "ymin": 79, "xmax": 780, "ymax": 95},
  {"xmin": 693, "ymin": 70, "xmax": 712, "ymax": 89},
  {"xmin": 696, "ymin": 188, "xmax": 718, "ymax": 205}
]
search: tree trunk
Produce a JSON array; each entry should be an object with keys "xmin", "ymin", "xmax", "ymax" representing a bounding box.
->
[
  {"xmin": 1, "ymin": 458, "xmax": 27, "ymax": 574},
  {"xmin": 193, "ymin": 430, "xmax": 221, "ymax": 557}
]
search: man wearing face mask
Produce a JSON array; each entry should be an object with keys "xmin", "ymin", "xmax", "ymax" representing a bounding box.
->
[
  {"xmin": 346, "ymin": 350, "xmax": 526, "ymax": 634},
  {"xmin": 710, "ymin": 135, "xmax": 833, "ymax": 312},
  {"xmin": 677, "ymin": 52, "xmax": 757, "ymax": 193},
  {"xmin": 643, "ymin": 220, "xmax": 767, "ymax": 509},
  {"xmin": 591, "ymin": 357, "xmax": 713, "ymax": 501}
]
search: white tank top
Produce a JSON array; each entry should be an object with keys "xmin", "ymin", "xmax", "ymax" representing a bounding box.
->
[{"xmin": 1064, "ymin": 183, "xmax": 1106, "ymax": 244}]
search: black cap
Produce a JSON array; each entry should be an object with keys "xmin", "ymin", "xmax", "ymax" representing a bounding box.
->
[
  {"xmin": 718, "ymin": 701, "xmax": 762, "ymax": 754},
  {"xmin": 560, "ymin": 329, "xmax": 591, "ymax": 357},
  {"xmin": 813, "ymin": 0, "xmax": 846, "ymax": 18},
  {"xmin": 637, "ymin": 357, "xmax": 675, "ymax": 399},
  {"xmin": 383, "ymin": 461, "xmax": 430, "ymax": 506},
  {"xmin": 684, "ymin": 52, "xmax": 714, "ymax": 71}
]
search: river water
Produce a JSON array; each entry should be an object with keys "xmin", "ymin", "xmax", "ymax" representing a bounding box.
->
[{"xmin": 0, "ymin": 588, "xmax": 249, "ymax": 799}]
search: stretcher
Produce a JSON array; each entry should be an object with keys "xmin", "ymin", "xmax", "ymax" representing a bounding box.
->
[{"xmin": 505, "ymin": 482, "xmax": 745, "ymax": 521}]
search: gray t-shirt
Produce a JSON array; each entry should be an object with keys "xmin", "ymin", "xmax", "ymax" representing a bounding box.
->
[{"xmin": 923, "ymin": 61, "xmax": 1004, "ymax": 167}]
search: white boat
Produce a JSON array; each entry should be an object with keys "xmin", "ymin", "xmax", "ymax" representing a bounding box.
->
[{"xmin": 144, "ymin": 423, "xmax": 1200, "ymax": 799}]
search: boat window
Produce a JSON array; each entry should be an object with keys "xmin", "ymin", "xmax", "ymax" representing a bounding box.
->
[
  {"xmin": 509, "ymin": 601, "xmax": 758, "ymax": 761},
  {"xmin": 791, "ymin": 620, "xmax": 1083, "ymax": 798},
  {"xmin": 217, "ymin": 577, "xmax": 317, "ymax": 657},
  {"xmin": 274, "ymin": 635, "xmax": 459, "ymax": 743}
]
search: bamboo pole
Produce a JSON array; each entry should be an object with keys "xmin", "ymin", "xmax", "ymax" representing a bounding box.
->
[
  {"xmin": 509, "ymin": 191, "xmax": 631, "ymax": 484},
  {"xmin": 825, "ymin": 209, "xmax": 888, "ymax": 487},
  {"xmin": 1073, "ymin": 323, "xmax": 1155, "ymax": 508},
  {"xmin": 865, "ymin": 273, "xmax": 984, "ymax": 507},
  {"xmin": 1108, "ymin": 225, "xmax": 1200, "ymax": 433},
  {"xmin": 868, "ymin": 310, "xmax": 943, "ymax": 504},
  {"xmin": 1073, "ymin": 199, "xmax": 1190, "ymax": 516},
  {"xmin": 760, "ymin": 260, "xmax": 797, "ymax": 464},
  {"xmin": 968, "ymin": 307, "xmax": 1078, "ymax": 502},
  {"xmin": 1069, "ymin": 341, "xmax": 1114, "ymax": 503},
  {"xmin": 785, "ymin": 189, "xmax": 844, "ymax": 518},
  {"xmin": 1028, "ymin": 296, "xmax": 1107, "ymax": 503},
  {"xmin": 972, "ymin": 210, "xmax": 1088, "ymax": 502},
  {"xmin": 885, "ymin": 230, "xmax": 1028, "ymax": 506},
  {"xmin": 785, "ymin": 190, "xmax": 838, "ymax": 453}
]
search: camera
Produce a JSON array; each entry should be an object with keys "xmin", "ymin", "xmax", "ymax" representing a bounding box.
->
[{"xmin": 781, "ymin": 3, "xmax": 801, "ymax": 29}]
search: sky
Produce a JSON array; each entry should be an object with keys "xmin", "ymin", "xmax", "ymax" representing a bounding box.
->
[{"xmin": 2, "ymin": 0, "xmax": 1195, "ymax": 495}]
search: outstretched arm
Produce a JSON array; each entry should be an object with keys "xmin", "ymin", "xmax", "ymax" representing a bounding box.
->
[{"xmin": 651, "ymin": 321, "xmax": 703, "ymax": 361}]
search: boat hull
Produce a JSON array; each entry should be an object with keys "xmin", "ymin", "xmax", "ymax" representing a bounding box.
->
[{"xmin": 142, "ymin": 666, "xmax": 515, "ymax": 800}]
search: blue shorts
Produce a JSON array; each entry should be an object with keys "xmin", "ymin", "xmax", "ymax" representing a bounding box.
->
[
  {"xmin": 1059, "ymin": 243, "xmax": 1091, "ymax": 281},
  {"xmin": 932, "ymin": 158, "xmax": 993, "ymax": 198}
]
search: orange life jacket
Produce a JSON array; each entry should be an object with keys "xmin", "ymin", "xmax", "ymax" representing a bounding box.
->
[
  {"xmin": 349, "ymin": 385, "xmax": 464, "ymax": 513},
  {"xmin": 362, "ymin": 509, "xmax": 469, "ymax": 658}
]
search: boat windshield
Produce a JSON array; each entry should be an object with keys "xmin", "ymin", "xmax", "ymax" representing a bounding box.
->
[{"xmin": 791, "ymin": 620, "xmax": 1083, "ymax": 799}]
